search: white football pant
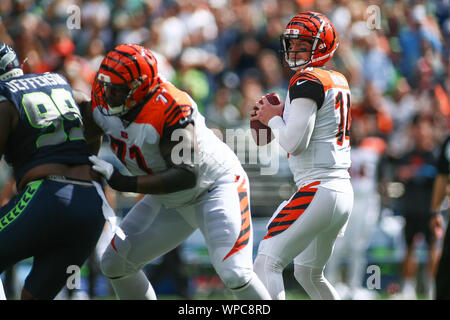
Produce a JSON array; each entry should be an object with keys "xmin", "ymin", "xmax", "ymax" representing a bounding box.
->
[
  {"xmin": 254, "ymin": 180, "xmax": 353, "ymax": 300},
  {"xmin": 100, "ymin": 172, "xmax": 271, "ymax": 300}
]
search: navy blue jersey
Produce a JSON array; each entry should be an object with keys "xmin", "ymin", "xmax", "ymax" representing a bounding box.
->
[{"xmin": 0, "ymin": 72, "xmax": 90, "ymax": 183}]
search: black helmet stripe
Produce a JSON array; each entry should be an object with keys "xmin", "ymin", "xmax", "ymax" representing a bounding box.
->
[
  {"xmin": 144, "ymin": 53, "xmax": 156, "ymax": 80},
  {"xmin": 100, "ymin": 63, "xmax": 127, "ymax": 82},
  {"xmin": 329, "ymin": 22, "xmax": 336, "ymax": 49},
  {"xmin": 127, "ymin": 45, "xmax": 156, "ymax": 81},
  {"xmin": 289, "ymin": 17, "xmax": 319, "ymax": 33},
  {"xmin": 301, "ymin": 12, "xmax": 323, "ymax": 27},
  {"xmin": 287, "ymin": 21, "xmax": 315, "ymax": 34},
  {"xmin": 126, "ymin": 46, "xmax": 157, "ymax": 90},
  {"xmin": 105, "ymin": 56, "xmax": 133, "ymax": 79},
  {"xmin": 293, "ymin": 13, "xmax": 322, "ymax": 34},
  {"xmin": 113, "ymin": 49, "xmax": 142, "ymax": 78}
]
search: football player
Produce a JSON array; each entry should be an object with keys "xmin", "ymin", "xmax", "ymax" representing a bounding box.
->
[
  {"xmin": 83, "ymin": 44, "xmax": 271, "ymax": 300},
  {"xmin": 0, "ymin": 43, "xmax": 106, "ymax": 299},
  {"xmin": 250, "ymin": 12, "xmax": 354, "ymax": 300}
]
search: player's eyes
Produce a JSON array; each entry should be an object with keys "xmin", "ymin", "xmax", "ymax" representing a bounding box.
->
[{"xmin": 288, "ymin": 41, "xmax": 309, "ymax": 52}]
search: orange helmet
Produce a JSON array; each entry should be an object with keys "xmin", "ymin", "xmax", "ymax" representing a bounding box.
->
[
  {"xmin": 93, "ymin": 43, "xmax": 159, "ymax": 116},
  {"xmin": 280, "ymin": 12, "xmax": 338, "ymax": 70}
]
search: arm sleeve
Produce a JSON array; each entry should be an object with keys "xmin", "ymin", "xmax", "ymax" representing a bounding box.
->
[
  {"xmin": 267, "ymin": 97, "xmax": 317, "ymax": 155},
  {"xmin": 437, "ymin": 136, "xmax": 450, "ymax": 174}
]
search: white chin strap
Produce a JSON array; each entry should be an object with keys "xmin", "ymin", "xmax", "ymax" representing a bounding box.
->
[
  {"xmin": 0, "ymin": 68, "xmax": 23, "ymax": 81},
  {"xmin": 107, "ymin": 104, "xmax": 128, "ymax": 116}
]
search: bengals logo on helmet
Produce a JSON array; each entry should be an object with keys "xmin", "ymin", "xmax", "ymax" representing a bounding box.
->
[
  {"xmin": 280, "ymin": 11, "xmax": 339, "ymax": 70},
  {"xmin": 92, "ymin": 44, "xmax": 160, "ymax": 116}
]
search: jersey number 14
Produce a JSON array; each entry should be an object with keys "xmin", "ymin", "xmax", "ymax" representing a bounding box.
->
[{"xmin": 334, "ymin": 91, "xmax": 351, "ymax": 147}]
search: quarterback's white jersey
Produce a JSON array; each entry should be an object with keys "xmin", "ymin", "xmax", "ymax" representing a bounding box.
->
[
  {"xmin": 283, "ymin": 67, "xmax": 351, "ymax": 186},
  {"xmin": 92, "ymin": 79, "xmax": 242, "ymax": 208}
]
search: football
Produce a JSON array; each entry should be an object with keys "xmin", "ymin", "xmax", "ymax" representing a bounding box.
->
[{"xmin": 250, "ymin": 92, "xmax": 281, "ymax": 146}]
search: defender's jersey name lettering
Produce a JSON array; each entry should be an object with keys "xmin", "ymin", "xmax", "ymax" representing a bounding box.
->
[{"xmin": 5, "ymin": 73, "xmax": 67, "ymax": 93}]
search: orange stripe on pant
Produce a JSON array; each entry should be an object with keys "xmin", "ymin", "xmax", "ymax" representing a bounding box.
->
[
  {"xmin": 223, "ymin": 177, "xmax": 251, "ymax": 261},
  {"xmin": 263, "ymin": 181, "xmax": 320, "ymax": 240},
  {"xmin": 271, "ymin": 210, "xmax": 304, "ymax": 223},
  {"xmin": 284, "ymin": 196, "xmax": 314, "ymax": 208}
]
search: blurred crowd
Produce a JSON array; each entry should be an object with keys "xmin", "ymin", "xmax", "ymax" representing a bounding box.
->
[
  {"xmin": 0, "ymin": 0, "xmax": 449, "ymax": 299},
  {"xmin": 0, "ymin": 0, "xmax": 448, "ymax": 142}
]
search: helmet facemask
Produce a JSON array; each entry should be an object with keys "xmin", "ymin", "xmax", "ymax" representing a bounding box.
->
[
  {"xmin": 93, "ymin": 72, "xmax": 148, "ymax": 117},
  {"xmin": 281, "ymin": 27, "xmax": 327, "ymax": 70}
]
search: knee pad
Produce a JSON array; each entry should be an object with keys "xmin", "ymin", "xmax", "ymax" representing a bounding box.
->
[
  {"xmin": 217, "ymin": 265, "xmax": 253, "ymax": 290},
  {"xmin": 100, "ymin": 236, "xmax": 135, "ymax": 279},
  {"xmin": 254, "ymin": 254, "xmax": 284, "ymax": 277},
  {"xmin": 294, "ymin": 265, "xmax": 322, "ymax": 286}
]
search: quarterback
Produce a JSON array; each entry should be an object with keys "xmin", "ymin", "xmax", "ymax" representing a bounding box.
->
[{"xmin": 250, "ymin": 12, "xmax": 354, "ymax": 300}]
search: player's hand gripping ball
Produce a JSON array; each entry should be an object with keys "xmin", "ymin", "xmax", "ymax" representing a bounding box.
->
[{"xmin": 250, "ymin": 92, "xmax": 281, "ymax": 146}]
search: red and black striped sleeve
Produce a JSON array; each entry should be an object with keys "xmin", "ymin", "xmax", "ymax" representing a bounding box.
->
[{"xmin": 162, "ymin": 101, "xmax": 194, "ymax": 139}]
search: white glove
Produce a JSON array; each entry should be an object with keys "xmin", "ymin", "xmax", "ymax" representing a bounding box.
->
[{"xmin": 89, "ymin": 155, "xmax": 114, "ymax": 180}]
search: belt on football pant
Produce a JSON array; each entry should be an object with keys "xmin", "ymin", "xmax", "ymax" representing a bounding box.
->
[{"xmin": 26, "ymin": 175, "xmax": 94, "ymax": 187}]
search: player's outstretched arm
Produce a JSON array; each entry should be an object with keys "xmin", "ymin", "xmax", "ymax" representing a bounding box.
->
[
  {"xmin": 73, "ymin": 89, "xmax": 104, "ymax": 155},
  {"xmin": 90, "ymin": 123, "xmax": 198, "ymax": 194}
]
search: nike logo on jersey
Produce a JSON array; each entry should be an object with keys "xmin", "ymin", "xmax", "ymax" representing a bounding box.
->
[
  {"xmin": 121, "ymin": 131, "xmax": 128, "ymax": 139},
  {"xmin": 296, "ymin": 80, "xmax": 307, "ymax": 86}
]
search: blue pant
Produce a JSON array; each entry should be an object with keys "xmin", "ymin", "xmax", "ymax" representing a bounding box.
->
[{"xmin": 0, "ymin": 179, "xmax": 105, "ymax": 299}]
